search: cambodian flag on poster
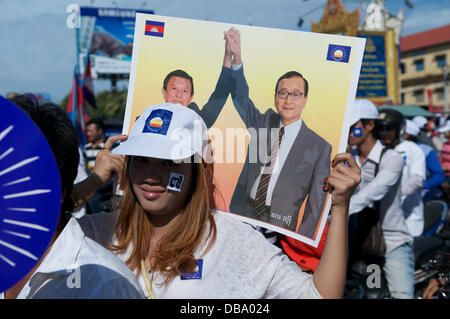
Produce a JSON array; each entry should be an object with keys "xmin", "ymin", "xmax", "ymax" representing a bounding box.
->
[{"xmin": 145, "ymin": 20, "xmax": 165, "ymax": 37}]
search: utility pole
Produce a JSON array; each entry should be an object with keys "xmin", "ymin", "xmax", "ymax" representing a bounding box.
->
[
  {"xmin": 111, "ymin": 74, "xmax": 117, "ymax": 93},
  {"xmin": 445, "ymin": 64, "xmax": 449, "ymax": 114}
]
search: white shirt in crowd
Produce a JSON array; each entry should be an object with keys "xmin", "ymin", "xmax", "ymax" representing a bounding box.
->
[
  {"xmin": 79, "ymin": 211, "xmax": 322, "ymax": 299},
  {"xmin": 0, "ymin": 218, "xmax": 144, "ymax": 299},
  {"xmin": 349, "ymin": 140, "xmax": 413, "ymax": 253},
  {"xmin": 395, "ymin": 140, "xmax": 426, "ymax": 237},
  {"xmin": 72, "ymin": 147, "xmax": 88, "ymax": 219}
]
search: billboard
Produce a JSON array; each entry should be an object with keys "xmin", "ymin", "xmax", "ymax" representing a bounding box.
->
[{"xmin": 78, "ymin": 7, "xmax": 154, "ymax": 77}]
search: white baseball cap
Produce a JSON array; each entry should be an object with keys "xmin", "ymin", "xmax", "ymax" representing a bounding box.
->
[
  {"xmin": 350, "ymin": 99, "xmax": 379, "ymax": 126},
  {"xmin": 438, "ymin": 120, "xmax": 450, "ymax": 133},
  {"xmin": 405, "ymin": 119, "xmax": 420, "ymax": 136},
  {"xmin": 112, "ymin": 103, "xmax": 209, "ymax": 161},
  {"xmin": 412, "ymin": 116, "xmax": 427, "ymax": 129}
]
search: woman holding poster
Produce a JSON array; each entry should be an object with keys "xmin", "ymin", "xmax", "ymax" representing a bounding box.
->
[
  {"xmin": 78, "ymin": 102, "xmax": 361, "ymax": 299},
  {"xmin": 118, "ymin": 13, "xmax": 366, "ymax": 248}
]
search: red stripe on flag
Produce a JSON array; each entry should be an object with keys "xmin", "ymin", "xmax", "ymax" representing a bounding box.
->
[
  {"xmin": 66, "ymin": 78, "xmax": 76, "ymax": 114},
  {"xmin": 145, "ymin": 25, "xmax": 164, "ymax": 33}
]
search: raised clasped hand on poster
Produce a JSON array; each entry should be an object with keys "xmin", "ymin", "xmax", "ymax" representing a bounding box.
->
[{"xmin": 224, "ymin": 27, "xmax": 242, "ymax": 66}]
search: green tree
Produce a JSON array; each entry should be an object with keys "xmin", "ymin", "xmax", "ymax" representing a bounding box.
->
[{"xmin": 60, "ymin": 90, "xmax": 127, "ymax": 119}]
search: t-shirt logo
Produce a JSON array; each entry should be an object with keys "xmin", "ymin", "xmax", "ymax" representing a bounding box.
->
[
  {"xmin": 143, "ymin": 109, "xmax": 173, "ymax": 135},
  {"xmin": 180, "ymin": 259, "xmax": 203, "ymax": 280}
]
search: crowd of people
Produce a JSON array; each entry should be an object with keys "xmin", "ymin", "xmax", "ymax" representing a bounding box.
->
[
  {"xmin": 3, "ymin": 91, "xmax": 450, "ymax": 300},
  {"xmin": 281, "ymin": 99, "xmax": 450, "ymax": 299},
  {"xmin": 3, "ymin": 95, "xmax": 361, "ymax": 299}
]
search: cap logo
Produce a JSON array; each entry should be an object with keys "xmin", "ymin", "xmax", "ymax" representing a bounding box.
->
[
  {"xmin": 149, "ymin": 117, "xmax": 163, "ymax": 128},
  {"xmin": 143, "ymin": 109, "xmax": 173, "ymax": 135},
  {"xmin": 378, "ymin": 113, "xmax": 386, "ymax": 120}
]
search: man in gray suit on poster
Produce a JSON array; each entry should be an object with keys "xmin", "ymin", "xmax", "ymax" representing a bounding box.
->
[{"xmin": 226, "ymin": 28, "xmax": 331, "ymax": 238}]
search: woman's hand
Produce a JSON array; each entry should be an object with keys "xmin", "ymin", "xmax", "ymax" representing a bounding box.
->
[
  {"xmin": 91, "ymin": 134, "xmax": 128, "ymax": 186},
  {"xmin": 314, "ymin": 153, "xmax": 361, "ymax": 298},
  {"xmin": 72, "ymin": 134, "xmax": 128, "ymax": 208},
  {"xmin": 324, "ymin": 153, "xmax": 361, "ymax": 210},
  {"xmin": 313, "ymin": 153, "xmax": 361, "ymax": 298}
]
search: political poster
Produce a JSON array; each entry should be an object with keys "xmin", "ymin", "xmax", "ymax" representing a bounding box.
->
[{"xmin": 122, "ymin": 13, "xmax": 365, "ymax": 247}]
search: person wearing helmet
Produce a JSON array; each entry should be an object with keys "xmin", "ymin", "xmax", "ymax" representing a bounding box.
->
[
  {"xmin": 412, "ymin": 115, "xmax": 434, "ymax": 148},
  {"xmin": 378, "ymin": 109, "xmax": 427, "ymax": 237},
  {"xmin": 403, "ymin": 120, "xmax": 445, "ymax": 203},
  {"xmin": 347, "ymin": 100, "xmax": 414, "ymax": 299},
  {"xmin": 377, "ymin": 108, "xmax": 405, "ymax": 149}
]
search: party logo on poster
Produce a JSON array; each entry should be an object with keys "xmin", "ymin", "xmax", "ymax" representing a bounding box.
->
[{"xmin": 327, "ymin": 44, "xmax": 351, "ymax": 63}]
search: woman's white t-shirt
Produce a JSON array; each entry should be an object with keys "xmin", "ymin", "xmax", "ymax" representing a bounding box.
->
[{"xmin": 79, "ymin": 211, "xmax": 322, "ymax": 299}]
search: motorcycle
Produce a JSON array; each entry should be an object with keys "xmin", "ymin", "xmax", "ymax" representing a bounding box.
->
[
  {"xmin": 344, "ymin": 199, "xmax": 450, "ymax": 299},
  {"xmin": 414, "ymin": 250, "xmax": 449, "ymax": 299},
  {"xmin": 413, "ymin": 200, "xmax": 450, "ymax": 298}
]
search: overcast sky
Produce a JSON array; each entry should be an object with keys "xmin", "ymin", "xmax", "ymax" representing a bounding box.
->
[{"xmin": 1, "ymin": 0, "xmax": 449, "ymax": 103}]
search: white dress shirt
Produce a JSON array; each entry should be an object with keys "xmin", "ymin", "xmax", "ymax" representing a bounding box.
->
[
  {"xmin": 250, "ymin": 118, "xmax": 303, "ymax": 206},
  {"xmin": 350, "ymin": 140, "xmax": 413, "ymax": 253},
  {"xmin": 1, "ymin": 218, "xmax": 144, "ymax": 299},
  {"xmin": 395, "ymin": 140, "xmax": 426, "ymax": 237}
]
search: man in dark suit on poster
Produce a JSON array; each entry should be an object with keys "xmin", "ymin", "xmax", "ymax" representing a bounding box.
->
[{"xmin": 225, "ymin": 28, "xmax": 331, "ymax": 238}]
